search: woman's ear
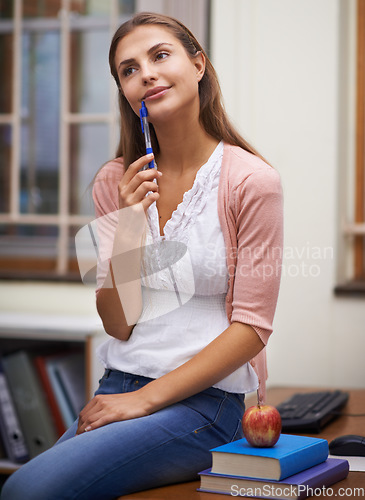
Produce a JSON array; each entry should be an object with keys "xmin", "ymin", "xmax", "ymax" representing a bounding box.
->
[{"xmin": 194, "ymin": 51, "xmax": 206, "ymax": 82}]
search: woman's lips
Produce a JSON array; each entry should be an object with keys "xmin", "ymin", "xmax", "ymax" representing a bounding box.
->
[{"xmin": 143, "ymin": 87, "xmax": 170, "ymax": 101}]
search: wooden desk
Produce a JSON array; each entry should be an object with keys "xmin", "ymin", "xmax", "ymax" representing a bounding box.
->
[{"xmin": 120, "ymin": 387, "xmax": 365, "ymax": 499}]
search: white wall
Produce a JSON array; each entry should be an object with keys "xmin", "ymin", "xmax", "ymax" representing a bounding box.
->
[{"xmin": 211, "ymin": 0, "xmax": 365, "ymax": 388}]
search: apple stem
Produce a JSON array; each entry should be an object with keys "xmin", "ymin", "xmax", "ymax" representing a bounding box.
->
[{"xmin": 257, "ymin": 389, "xmax": 261, "ymax": 409}]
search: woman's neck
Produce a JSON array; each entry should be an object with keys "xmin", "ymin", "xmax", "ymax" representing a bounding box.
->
[{"xmin": 154, "ymin": 120, "xmax": 220, "ymax": 176}]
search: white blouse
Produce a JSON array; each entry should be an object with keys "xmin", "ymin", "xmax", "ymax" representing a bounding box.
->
[{"xmin": 96, "ymin": 141, "xmax": 258, "ymax": 394}]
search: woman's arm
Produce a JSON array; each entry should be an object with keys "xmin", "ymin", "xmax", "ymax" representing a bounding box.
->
[
  {"xmin": 76, "ymin": 321, "xmax": 263, "ymax": 433},
  {"xmin": 96, "ymin": 262, "xmax": 141, "ymax": 341},
  {"xmin": 140, "ymin": 321, "xmax": 264, "ymax": 410},
  {"xmin": 95, "ymin": 215, "xmax": 145, "ymax": 340},
  {"xmin": 94, "ymin": 154, "xmax": 161, "ymax": 340}
]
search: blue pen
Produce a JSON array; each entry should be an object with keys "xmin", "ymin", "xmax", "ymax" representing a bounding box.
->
[{"xmin": 139, "ymin": 101, "xmax": 156, "ymax": 170}]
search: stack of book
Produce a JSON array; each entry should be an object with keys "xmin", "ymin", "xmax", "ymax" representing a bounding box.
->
[
  {"xmin": 198, "ymin": 434, "xmax": 349, "ymax": 499},
  {"xmin": 0, "ymin": 349, "xmax": 85, "ymax": 463}
]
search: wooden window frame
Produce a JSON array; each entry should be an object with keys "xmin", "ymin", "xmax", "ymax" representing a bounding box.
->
[{"xmin": 335, "ymin": 0, "xmax": 365, "ymax": 295}]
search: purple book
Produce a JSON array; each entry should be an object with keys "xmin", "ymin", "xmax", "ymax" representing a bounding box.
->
[{"xmin": 198, "ymin": 458, "xmax": 349, "ymax": 499}]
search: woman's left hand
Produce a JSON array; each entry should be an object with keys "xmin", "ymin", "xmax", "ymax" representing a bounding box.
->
[{"xmin": 76, "ymin": 390, "xmax": 151, "ymax": 434}]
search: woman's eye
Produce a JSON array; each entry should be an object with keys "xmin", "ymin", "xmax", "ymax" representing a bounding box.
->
[
  {"xmin": 123, "ymin": 67, "xmax": 136, "ymax": 77},
  {"xmin": 155, "ymin": 51, "xmax": 169, "ymax": 61}
]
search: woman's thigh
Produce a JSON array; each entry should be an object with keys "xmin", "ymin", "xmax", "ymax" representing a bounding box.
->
[{"xmin": 1, "ymin": 372, "xmax": 245, "ymax": 500}]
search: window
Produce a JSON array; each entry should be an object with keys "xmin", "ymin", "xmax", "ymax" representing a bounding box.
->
[
  {"xmin": 0, "ymin": 0, "xmax": 209, "ymax": 281},
  {"xmin": 0, "ymin": 0, "xmax": 135, "ymax": 279},
  {"xmin": 353, "ymin": 0, "xmax": 365, "ymax": 281},
  {"xmin": 336, "ymin": 0, "xmax": 365, "ymax": 293}
]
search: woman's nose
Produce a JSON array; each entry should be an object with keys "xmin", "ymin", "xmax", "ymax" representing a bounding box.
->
[{"xmin": 140, "ymin": 62, "xmax": 158, "ymax": 83}]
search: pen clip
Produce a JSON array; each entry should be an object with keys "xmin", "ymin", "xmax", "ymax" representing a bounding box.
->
[
  {"xmin": 139, "ymin": 111, "xmax": 144, "ymax": 133},
  {"xmin": 139, "ymin": 101, "xmax": 147, "ymax": 133}
]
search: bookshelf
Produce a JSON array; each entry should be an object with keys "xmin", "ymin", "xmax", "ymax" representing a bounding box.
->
[{"xmin": 0, "ymin": 312, "xmax": 107, "ymax": 474}]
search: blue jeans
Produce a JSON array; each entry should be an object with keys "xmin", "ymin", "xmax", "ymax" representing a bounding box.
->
[{"xmin": 1, "ymin": 370, "xmax": 245, "ymax": 500}]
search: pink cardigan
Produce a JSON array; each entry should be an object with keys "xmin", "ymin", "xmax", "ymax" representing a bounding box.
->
[
  {"xmin": 93, "ymin": 142, "xmax": 283, "ymax": 404},
  {"xmin": 217, "ymin": 143, "xmax": 283, "ymax": 404}
]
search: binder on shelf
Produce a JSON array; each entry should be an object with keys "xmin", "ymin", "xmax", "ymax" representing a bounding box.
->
[
  {"xmin": 50, "ymin": 352, "xmax": 85, "ymax": 416},
  {"xmin": 45, "ymin": 356, "xmax": 78, "ymax": 428},
  {"xmin": 34, "ymin": 356, "xmax": 67, "ymax": 437},
  {"xmin": 2, "ymin": 350, "xmax": 58, "ymax": 458},
  {"xmin": 0, "ymin": 365, "xmax": 29, "ymax": 463}
]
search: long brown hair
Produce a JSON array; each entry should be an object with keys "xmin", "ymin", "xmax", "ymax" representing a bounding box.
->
[{"xmin": 109, "ymin": 12, "xmax": 266, "ymax": 168}]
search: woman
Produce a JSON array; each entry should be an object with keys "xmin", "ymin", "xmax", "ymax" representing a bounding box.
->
[{"xmin": 1, "ymin": 12, "xmax": 283, "ymax": 499}]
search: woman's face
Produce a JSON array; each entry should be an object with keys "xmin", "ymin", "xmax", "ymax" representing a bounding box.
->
[{"xmin": 114, "ymin": 25, "xmax": 205, "ymax": 124}]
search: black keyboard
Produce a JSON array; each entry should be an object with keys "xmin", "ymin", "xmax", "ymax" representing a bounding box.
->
[{"xmin": 276, "ymin": 390, "xmax": 349, "ymax": 433}]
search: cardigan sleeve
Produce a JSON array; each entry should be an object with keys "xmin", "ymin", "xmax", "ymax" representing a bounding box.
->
[
  {"xmin": 91, "ymin": 158, "xmax": 124, "ymax": 293},
  {"xmin": 231, "ymin": 167, "xmax": 283, "ymax": 346}
]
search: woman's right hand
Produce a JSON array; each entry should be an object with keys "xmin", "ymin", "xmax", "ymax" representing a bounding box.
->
[{"xmin": 118, "ymin": 153, "xmax": 162, "ymax": 212}]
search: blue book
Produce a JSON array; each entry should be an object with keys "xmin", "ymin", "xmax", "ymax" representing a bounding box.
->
[
  {"xmin": 198, "ymin": 458, "xmax": 349, "ymax": 499},
  {"xmin": 210, "ymin": 434, "xmax": 329, "ymax": 480}
]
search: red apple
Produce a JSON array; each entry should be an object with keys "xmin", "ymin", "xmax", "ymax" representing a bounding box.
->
[{"xmin": 242, "ymin": 404, "xmax": 282, "ymax": 447}]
